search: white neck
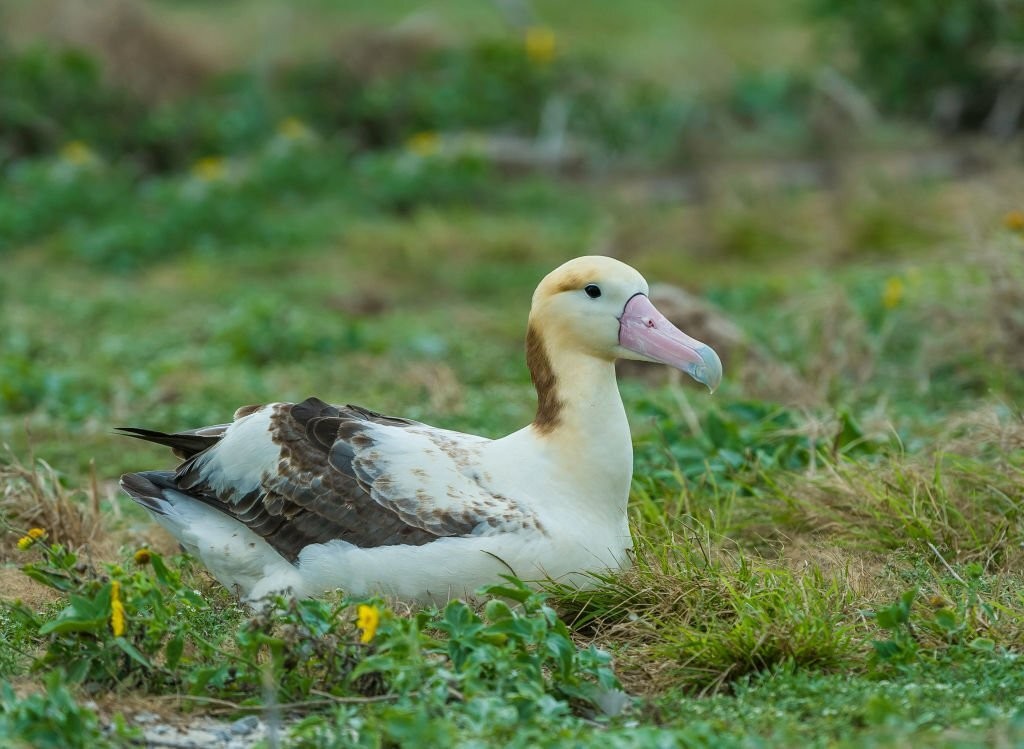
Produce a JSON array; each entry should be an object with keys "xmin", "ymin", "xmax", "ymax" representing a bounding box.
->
[
  {"xmin": 498, "ymin": 330, "xmax": 634, "ymax": 521},
  {"xmin": 533, "ymin": 347, "xmax": 631, "ymax": 469}
]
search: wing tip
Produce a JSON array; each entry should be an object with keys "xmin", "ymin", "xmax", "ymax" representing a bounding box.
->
[{"xmin": 115, "ymin": 426, "xmax": 219, "ymax": 459}]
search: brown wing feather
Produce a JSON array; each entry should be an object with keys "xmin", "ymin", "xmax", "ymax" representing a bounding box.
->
[
  {"xmin": 171, "ymin": 398, "xmax": 445, "ymax": 562},
  {"xmin": 125, "ymin": 398, "xmax": 525, "ymax": 564}
]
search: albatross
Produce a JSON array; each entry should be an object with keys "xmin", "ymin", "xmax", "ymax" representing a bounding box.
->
[{"xmin": 119, "ymin": 256, "xmax": 722, "ymax": 603}]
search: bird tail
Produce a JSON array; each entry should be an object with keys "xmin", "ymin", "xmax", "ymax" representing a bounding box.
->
[{"xmin": 119, "ymin": 470, "xmax": 181, "ymax": 516}]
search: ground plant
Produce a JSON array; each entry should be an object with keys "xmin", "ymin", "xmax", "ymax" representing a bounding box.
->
[{"xmin": 2, "ymin": 1, "xmax": 1024, "ymax": 747}]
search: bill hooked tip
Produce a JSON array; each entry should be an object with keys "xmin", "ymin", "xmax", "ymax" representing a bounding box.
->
[{"xmin": 688, "ymin": 344, "xmax": 723, "ymax": 393}]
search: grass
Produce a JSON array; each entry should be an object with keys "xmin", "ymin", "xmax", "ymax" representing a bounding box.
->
[
  {"xmin": 0, "ymin": 449, "xmax": 105, "ymax": 562},
  {"xmin": 4, "ymin": 0, "xmax": 815, "ymax": 89},
  {"xmin": 3, "ymin": 2, "xmax": 1024, "ymax": 746},
  {"xmin": 3, "ymin": 167, "xmax": 1022, "ymax": 744}
]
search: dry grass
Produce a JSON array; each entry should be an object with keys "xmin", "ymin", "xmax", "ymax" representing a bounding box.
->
[
  {"xmin": 0, "ymin": 447, "xmax": 108, "ymax": 561},
  {"xmin": 944, "ymin": 406, "xmax": 1024, "ymax": 457},
  {"xmin": 0, "ymin": 567, "xmax": 62, "ymax": 609},
  {"xmin": 325, "ymin": 23, "xmax": 446, "ymax": 83},
  {"xmin": 776, "ymin": 287, "xmax": 879, "ymax": 404},
  {"xmin": 12, "ymin": 0, "xmax": 216, "ymax": 103},
  {"xmin": 970, "ymin": 240, "xmax": 1024, "ymax": 376},
  {"xmin": 764, "ymin": 446, "xmax": 1024, "ymax": 571},
  {"xmin": 917, "ymin": 238, "xmax": 1024, "ymax": 389},
  {"xmin": 550, "ymin": 540, "xmax": 859, "ymax": 696},
  {"xmin": 549, "ymin": 400, "xmax": 1024, "ymax": 697}
]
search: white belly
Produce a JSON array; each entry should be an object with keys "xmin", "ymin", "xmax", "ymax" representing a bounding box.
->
[{"xmin": 150, "ymin": 490, "xmax": 630, "ymax": 604}]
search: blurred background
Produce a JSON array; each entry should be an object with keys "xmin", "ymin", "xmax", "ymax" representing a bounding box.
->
[
  {"xmin": 1, "ymin": 0, "xmax": 1023, "ymax": 485},
  {"xmin": 4, "ymin": 7, "xmax": 1024, "ymax": 740}
]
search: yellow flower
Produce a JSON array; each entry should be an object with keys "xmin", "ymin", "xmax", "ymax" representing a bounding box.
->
[
  {"xmin": 524, "ymin": 26, "xmax": 557, "ymax": 65},
  {"xmin": 406, "ymin": 131, "xmax": 440, "ymax": 158},
  {"xmin": 277, "ymin": 116, "xmax": 313, "ymax": 141},
  {"xmin": 882, "ymin": 276, "xmax": 904, "ymax": 310},
  {"xmin": 16, "ymin": 527, "xmax": 46, "ymax": 550},
  {"xmin": 356, "ymin": 604, "xmax": 380, "ymax": 644},
  {"xmin": 133, "ymin": 548, "xmax": 152, "ymax": 565},
  {"xmin": 1005, "ymin": 210, "xmax": 1024, "ymax": 233},
  {"xmin": 191, "ymin": 156, "xmax": 227, "ymax": 182},
  {"xmin": 110, "ymin": 580, "xmax": 126, "ymax": 638},
  {"xmin": 60, "ymin": 140, "xmax": 99, "ymax": 167}
]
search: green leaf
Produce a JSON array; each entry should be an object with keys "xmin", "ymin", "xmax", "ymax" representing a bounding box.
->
[
  {"xmin": 39, "ymin": 587, "xmax": 113, "ymax": 635},
  {"xmin": 705, "ymin": 411, "xmax": 736, "ymax": 448},
  {"xmin": 898, "ymin": 589, "xmax": 916, "ymax": 617},
  {"xmin": 114, "ymin": 637, "xmax": 152, "ymax": 669},
  {"xmin": 834, "ymin": 408, "xmax": 865, "ymax": 452},
  {"xmin": 874, "ymin": 606, "xmax": 901, "ymax": 630},
  {"xmin": 483, "ymin": 599, "xmax": 514, "ymax": 622},
  {"xmin": 441, "ymin": 601, "xmax": 482, "ymax": 636},
  {"xmin": 481, "ymin": 580, "xmax": 533, "ymax": 603},
  {"xmin": 187, "ymin": 665, "xmax": 231, "ymax": 694},
  {"xmin": 864, "ymin": 694, "xmax": 898, "ymax": 724},
  {"xmin": 545, "ymin": 635, "xmax": 576, "ymax": 678},
  {"xmin": 932, "ymin": 608, "xmax": 958, "ymax": 633},
  {"xmin": 66, "ymin": 658, "xmax": 91, "ymax": 684},
  {"xmin": 21, "ymin": 567, "xmax": 77, "ymax": 593},
  {"xmin": 38, "ymin": 616, "xmax": 104, "ymax": 636},
  {"xmin": 150, "ymin": 554, "xmax": 173, "ymax": 587},
  {"xmin": 871, "ymin": 639, "xmax": 903, "ymax": 660},
  {"xmin": 39, "ymin": 606, "xmax": 107, "ymax": 635},
  {"xmin": 876, "ymin": 589, "xmax": 915, "ymax": 630},
  {"xmin": 165, "ymin": 635, "xmax": 184, "ymax": 670}
]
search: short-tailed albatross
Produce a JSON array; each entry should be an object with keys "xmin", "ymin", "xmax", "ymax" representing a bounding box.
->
[{"xmin": 119, "ymin": 256, "xmax": 722, "ymax": 603}]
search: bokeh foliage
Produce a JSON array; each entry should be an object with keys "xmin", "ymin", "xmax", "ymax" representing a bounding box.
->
[
  {"xmin": 813, "ymin": 0, "xmax": 1024, "ymax": 126},
  {"xmin": 2, "ymin": 1, "xmax": 1024, "ymax": 747}
]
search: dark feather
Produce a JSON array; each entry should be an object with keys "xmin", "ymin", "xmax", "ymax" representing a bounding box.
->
[
  {"xmin": 116, "ymin": 426, "xmax": 224, "ymax": 459},
  {"xmin": 119, "ymin": 397, "xmax": 524, "ymax": 564},
  {"xmin": 119, "ymin": 470, "xmax": 179, "ymax": 514}
]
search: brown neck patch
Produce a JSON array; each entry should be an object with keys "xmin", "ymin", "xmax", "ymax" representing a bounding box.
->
[{"xmin": 525, "ymin": 324, "xmax": 563, "ymax": 433}]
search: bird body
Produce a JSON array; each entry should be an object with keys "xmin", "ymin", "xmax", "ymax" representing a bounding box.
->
[{"xmin": 120, "ymin": 257, "xmax": 721, "ymax": 603}]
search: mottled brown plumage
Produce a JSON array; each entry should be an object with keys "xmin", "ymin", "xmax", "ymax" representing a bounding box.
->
[{"xmin": 120, "ymin": 397, "xmax": 535, "ymax": 563}]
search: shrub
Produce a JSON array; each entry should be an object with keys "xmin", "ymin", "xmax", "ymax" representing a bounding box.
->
[
  {"xmin": 812, "ymin": 0, "xmax": 1024, "ymax": 129},
  {"xmin": 0, "ymin": 670, "xmax": 121, "ymax": 749},
  {"xmin": 0, "ymin": 45, "xmax": 273, "ymax": 173},
  {"xmin": 0, "ymin": 45, "xmax": 139, "ymax": 164},
  {"xmin": 5, "ymin": 540, "xmax": 619, "ymax": 726}
]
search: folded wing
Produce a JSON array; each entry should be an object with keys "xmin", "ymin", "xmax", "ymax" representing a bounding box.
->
[{"xmin": 120, "ymin": 397, "xmax": 538, "ymax": 563}]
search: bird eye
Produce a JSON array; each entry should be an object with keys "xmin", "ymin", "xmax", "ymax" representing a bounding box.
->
[{"xmin": 584, "ymin": 284, "xmax": 602, "ymax": 299}]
